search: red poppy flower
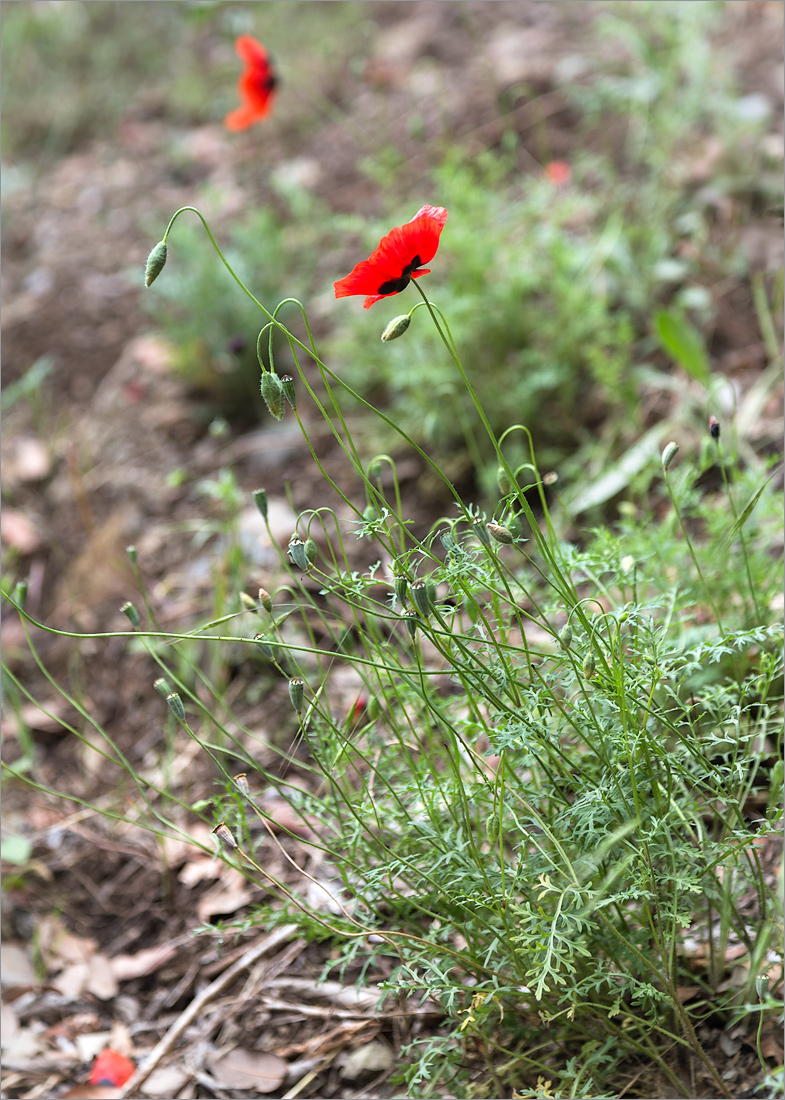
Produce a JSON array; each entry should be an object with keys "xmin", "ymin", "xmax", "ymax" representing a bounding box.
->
[
  {"xmin": 90, "ymin": 1049, "xmax": 135, "ymax": 1087},
  {"xmin": 334, "ymin": 204, "xmax": 448, "ymax": 309},
  {"xmin": 544, "ymin": 160, "xmax": 571, "ymax": 186},
  {"xmin": 224, "ymin": 36, "xmax": 277, "ymax": 132}
]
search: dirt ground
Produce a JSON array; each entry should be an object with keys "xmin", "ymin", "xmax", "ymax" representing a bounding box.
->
[{"xmin": 1, "ymin": 3, "xmax": 783, "ymax": 1098}]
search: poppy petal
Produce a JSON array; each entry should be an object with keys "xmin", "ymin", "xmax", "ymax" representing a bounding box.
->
[
  {"xmin": 333, "ymin": 206, "xmax": 447, "ymax": 308},
  {"xmin": 89, "ymin": 1050, "xmax": 135, "ymax": 1088},
  {"xmin": 235, "ymin": 34, "xmax": 270, "ymax": 67},
  {"xmin": 224, "ymin": 35, "xmax": 277, "ymax": 130}
]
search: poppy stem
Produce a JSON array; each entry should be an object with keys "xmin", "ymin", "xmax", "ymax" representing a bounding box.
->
[{"xmin": 411, "ymin": 282, "xmax": 504, "ymax": 465}]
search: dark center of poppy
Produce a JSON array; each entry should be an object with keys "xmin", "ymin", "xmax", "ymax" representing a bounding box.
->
[{"xmin": 376, "ymin": 254, "xmax": 422, "ymax": 296}]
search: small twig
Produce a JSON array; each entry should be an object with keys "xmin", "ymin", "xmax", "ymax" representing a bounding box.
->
[{"xmin": 117, "ymin": 923, "xmax": 299, "ymax": 1098}]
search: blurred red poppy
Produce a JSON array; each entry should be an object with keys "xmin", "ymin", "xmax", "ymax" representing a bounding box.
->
[
  {"xmin": 334, "ymin": 205, "xmax": 448, "ymax": 309},
  {"xmin": 89, "ymin": 1049, "xmax": 135, "ymax": 1087},
  {"xmin": 224, "ymin": 36, "xmax": 277, "ymax": 131},
  {"xmin": 544, "ymin": 160, "xmax": 571, "ymax": 185}
]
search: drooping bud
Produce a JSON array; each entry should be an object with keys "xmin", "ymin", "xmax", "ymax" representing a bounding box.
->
[
  {"xmin": 559, "ymin": 623, "xmax": 573, "ymax": 648},
  {"xmin": 257, "ymin": 587, "xmax": 272, "ymax": 613},
  {"xmin": 281, "ymin": 375, "xmax": 296, "ymax": 408},
  {"xmin": 487, "ymin": 522, "xmax": 514, "ymax": 545},
  {"xmin": 120, "ymin": 601, "xmax": 140, "ymax": 628},
  {"xmin": 13, "ymin": 579, "xmax": 28, "ymax": 608},
  {"xmin": 239, "ymin": 592, "xmax": 257, "ymax": 611},
  {"xmin": 260, "ymin": 371, "xmax": 286, "ymax": 421},
  {"xmin": 381, "ymin": 314, "xmax": 411, "ymax": 342},
  {"xmin": 144, "ymin": 240, "xmax": 168, "ymax": 287},
  {"xmin": 497, "ymin": 466, "xmax": 511, "ymax": 495},
  {"xmin": 304, "ymin": 538, "xmax": 317, "ymax": 565},
  {"xmin": 486, "ymin": 814, "xmax": 500, "ymax": 844},
  {"xmin": 708, "ymin": 415, "xmax": 720, "ymax": 440},
  {"xmin": 288, "ymin": 537, "xmax": 310, "ymax": 572},
  {"xmin": 233, "ymin": 772, "xmax": 251, "ymax": 796},
  {"xmin": 212, "ymin": 821, "xmax": 237, "ymax": 849},
  {"xmin": 254, "ymin": 634, "xmax": 277, "ymax": 660},
  {"xmin": 153, "ymin": 677, "xmax": 171, "ymax": 698},
  {"xmin": 166, "ymin": 691, "xmax": 187, "ymax": 723},
  {"xmin": 366, "ymin": 694, "xmax": 381, "ymax": 721},
  {"xmin": 363, "ymin": 504, "xmax": 379, "ymax": 523},
  {"xmin": 411, "ymin": 580, "xmax": 431, "ymax": 618},
  {"xmin": 252, "ymin": 488, "xmax": 268, "ymax": 521},
  {"xmin": 288, "ymin": 677, "xmax": 305, "ymax": 713},
  {"xmin": 661, "ymin": 441, "xmax": 679, "ymax": 471},
  {"xmin": 582, "ymin": 653, "xmax": 596, "ymax": 679}
]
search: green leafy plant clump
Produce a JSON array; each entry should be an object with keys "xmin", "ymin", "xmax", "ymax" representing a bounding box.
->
[{"xmin": 4, "ymin": 186, "xmax": 783, "ymax": 1099}]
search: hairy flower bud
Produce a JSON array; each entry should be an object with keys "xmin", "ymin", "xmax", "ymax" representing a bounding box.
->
[
  {"xmin": 252, "ymin": 488, "xmax": 268, "ymax": 521},
  {"xmin": 212, "ymin": 821, "xmax": 237, "ymax": 849},
  {"xmin": 497, "ymin": 466, "xmax": 511, "ymax": 495},
  {"xmin": 257, "ymin": 587, "xmax": 272, "ymax": 614},
  {"xmin": 582, "ymin": 653, "xmax": 596, "ymax": 679},
  {"xmin": 381, "ymin": 314, "xmax": 411, "ymax": 342},
  {"xmin": 144, "ymin": 240, "xmax": 168, "ymax": 287},
  {"xmin": 239, "ymin": 591, "xmax": 257, "ymax": 611},
  {"xmin": 559, "ymin": 623, "xmax": 573, "ymax": 648},
  {"xmin": 487, "ymin": 522, "xmax": 514, "ymax": 545},
  {"xmin": 260, "ymin": 371, "xmax": 286, "ymax": 421},
  {"xmin": 661, "ymin": 441, "xmax": 679, "ymax": 471},
  {"xmin": 304, "ymin": 538, "xmax": 317, "ymax": 565}
]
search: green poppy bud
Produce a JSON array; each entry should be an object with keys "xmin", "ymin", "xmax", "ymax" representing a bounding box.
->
[
  {"xmin": 474, "ymin": 520, "xmax": 491, "ymax": 547},
  {"xmin": 304, "ymin": 538, "xmax": 317, "ymax": 565},
  {"xmin": 239, "ymin": 592, "xmax": 256, "ymax": 611},
  {"xmin": 411, "ymin": 580, "xmax": 431, "ymax": 617},
  {"xmin": 487, "ymin": 522, "xmax": 514, "ymax": 545},
  {"xmin": 153, "ymin": 677, "xmax": 171, "ymax": 698},
  {"xmin": 257, "ymin": 587, "xmax": 272, "ymax": 613},
  {"xmin": 252, "ymin": 488, "xmax": 268, "ymax": 521},
  {"xmin": 260, "ymin": 371, "xmax": 286, "ymax": 421},
  {"xmin": 254, "ymin": 633, "xmax": 276, "ymax": 660},
  {"xmin": 403, "ymin": 610, "xmax": 418, "ymax": 638},
  {"xmin": 144, "ymin": 240, "xmax": 168, "ymax": 287},
  {"xmin": 288, "ymin": 537, "xmax": 309, "ymax": 571},
  {"xmin": 166, "ymin": 691, "xmax": 186, "ymax": 723},
  {"xmin": 583, "ymin": 653, "xmax": 596, "ymax": 678},
  {"xmin": 120, "ymin": 601, "xmax": 140, "ymax": 628},
  {"xmin": 281, "ymin": 375, "xmax": 296, "ymax": 408},
  {"xmin": 288, "ymin": 677, "xmax": 305, "ymax": 713},
  {"xmin": 381, "ymin": 314, "xmax": 411, "ymax": 342},
  {"xmin": 497, "ymin": 466, "xmax": 511, "ymax": 495},
  {"xmin": 13, "ymin": 579, "xmax": 28, "ymax": 608},
  {"xmin": 394, "ymin": 575, "xmax": 408, "ymax": 606},
  {"xmin": 661, "ymin": 441, "xmax": 679, "ymax": 471},
  {"xmin": 559, "ymin": 623, "xmax": 573, "ymax": 648},
  {"xmin": 486, "ymin": 814, "xmax": 500, "ymax": 844}
]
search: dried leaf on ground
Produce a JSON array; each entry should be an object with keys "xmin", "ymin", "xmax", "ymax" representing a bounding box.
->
[{"xmin": 209, "ymin": 1047, "xmax": 287, "ymax": 1092}]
